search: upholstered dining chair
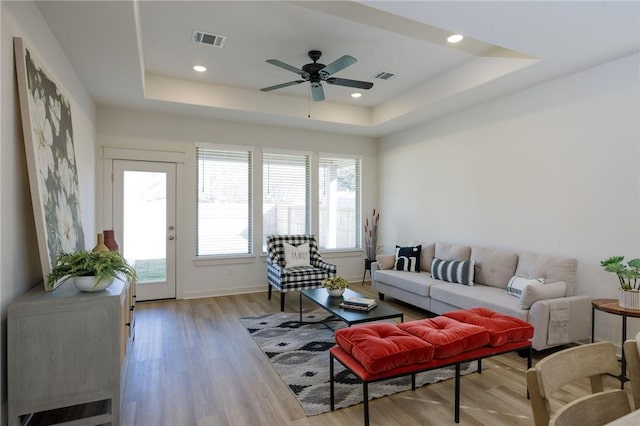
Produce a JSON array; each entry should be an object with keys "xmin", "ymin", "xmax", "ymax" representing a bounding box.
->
[
  {"xmin": 526, "ymin": 342, "xmax": 632, "ymax": 426},
  {"xmin": 623, "ymin": 331, "xmax": 640, "ymax": 409},
  {"xmin": 266, "ymin": 235, "xmax": 337, "ymax": 311}
]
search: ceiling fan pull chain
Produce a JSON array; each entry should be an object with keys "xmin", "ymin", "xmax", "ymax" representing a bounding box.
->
[{"xmin": 308, "ymin": 87, "xmax": 311, "ymax": 118}]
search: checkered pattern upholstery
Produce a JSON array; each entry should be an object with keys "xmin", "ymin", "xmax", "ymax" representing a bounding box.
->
[{"xmin": 267, "ymin": 235, "xmax": 337, "ymax": 293}]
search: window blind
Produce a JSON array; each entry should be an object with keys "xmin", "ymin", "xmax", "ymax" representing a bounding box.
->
[
  {"xmin": 196, "ymin": 147, "xmax": 252, "ymax": 256},
  {"xmin": 318, "ymin": 156, "xmax": 361, "ymax": 250},
  {"xmin": 262, "ymin": 152, "xmax": 310, "ymax": 251}
]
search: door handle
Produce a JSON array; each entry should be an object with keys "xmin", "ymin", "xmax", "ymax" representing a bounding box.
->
[{"xmin": 168, "ymin": 235, "xmax": 175, "ymax": 240}]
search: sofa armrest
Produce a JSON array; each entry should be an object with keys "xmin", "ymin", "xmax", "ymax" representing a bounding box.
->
[
  {"xmin": 267, "ymin": 259, "xmax": 281, "ymax": 274},
  {"xmin": 528, "ymin": 295, "xmax": 592, "ymax": 350},
  {"xmin": 313, "ymin": 259, "xmax": 337, "ymax": 275}
]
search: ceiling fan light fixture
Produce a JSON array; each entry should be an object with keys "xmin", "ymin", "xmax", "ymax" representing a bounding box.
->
[
  {"xmin": 261, "ymin": 50, "xmax": 373, "ymax": 101},
  {"xmin": 447, "ymin": 34, "xmax": 464, "ymax": 44},
  {"xmin": 351, "ymin": 92, "xmax": 362, "ymax": 98},
  {"xmin": 193, "ymin": 65, "xmax": 207, "ymax": 72}
]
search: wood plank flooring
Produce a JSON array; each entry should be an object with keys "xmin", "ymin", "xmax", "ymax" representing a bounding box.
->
[{"xmin": 121, "ymin": 283, "xmax": 633, "ymax": 426}]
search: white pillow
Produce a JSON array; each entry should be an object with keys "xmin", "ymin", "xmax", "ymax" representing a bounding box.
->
[
  {"xmin": 519, "ymin": 281, "xmax": 567, "ymax": 309},
  {"xmin": 506, "ymin": 276, "xmax": 544, "ymax": 297},
  {"xmin": 376, "ymin": 254, "xmax": 396, "ymax": 270},
  {"xmin": 283, "ymin": 242, "xmax": 310, "ymax": 268}
]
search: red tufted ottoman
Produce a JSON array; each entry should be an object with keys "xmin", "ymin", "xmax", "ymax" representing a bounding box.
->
[
  {"xmin": 444, "ymin": 307, "xmax": 534, "ymax": 346},
  {"xmin": 329, "ymin": 308, "xmax": 533, "ymax": 426}
]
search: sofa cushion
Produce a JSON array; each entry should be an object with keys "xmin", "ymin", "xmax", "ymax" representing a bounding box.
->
[
  {"xmin": 430, "ymin": 283, "xmax": 527, "ymax": 320},
  {"xmin": 435, "ymin": 242, "xmax": 471, "ymax": 262},
  {"xmin": 398, "ymin": 316, "xmax": 490, "ymax": 358},
  {"xmin": 471, "ymin": 247, "xmax": 518, "ymax": 288},
  {"xmin": 506, "ymin": 276, "xmax": 544, "ymax": 297},
  {"xmin": 515, "ymin": 252, "xmax": 578, "ymax": 296},
  {"xmin": 373, "ymin": 270, "xmax": 439, "ymax": 297},
  {"xmin": 444, "ymin": 307, "xmax": 534, "ymax": 346},
  {"xmin": 334, "ymin": 323, "xmax": 435, "ymax": 373},
  {"xmin": 431, "ymin": 258, "xmax": 475, "ymax": 286},
  {"xmin": 395, "ymin": 245, "xmax": 422, "ymax": 272},
  {"xmin": 519, "ymin": 281, "xmax": 567, "ymax": 309}
]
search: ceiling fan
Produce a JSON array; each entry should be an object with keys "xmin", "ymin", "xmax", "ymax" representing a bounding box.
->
[{"xmin": 260, "ymin": 50, "xmax": 373, "ymax": 102}]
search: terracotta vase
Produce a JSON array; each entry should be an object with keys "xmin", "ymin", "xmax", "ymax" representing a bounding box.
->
[
  {"xmin": 92, "ymin": 233, "xmax": 109, "ymax": 253},
  {"xmin": 103, "ymin": 229, "xmax": 120, "ymax": 253}
]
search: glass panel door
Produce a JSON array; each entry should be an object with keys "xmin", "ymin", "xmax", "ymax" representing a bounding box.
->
[{"xmin": 113, "ymin": 160, "xmax": 176, "ymax": 300}]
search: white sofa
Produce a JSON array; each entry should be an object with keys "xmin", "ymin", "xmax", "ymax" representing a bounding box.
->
[{"xmin": 372, "ymin": 242, "xmax": 592, "ymax": 351}]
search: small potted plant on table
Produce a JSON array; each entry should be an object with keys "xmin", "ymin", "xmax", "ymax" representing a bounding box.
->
[
  {"xmin": 48, "ymin": 250, "xmax": 137, "ymax": 292},
  {"xmin": 322, "ymin": 276, "xmax": 349, "ymax": 297},
  {"xmin": 601, "ymin": 256, "xmax": 640, "ymax": 310}
]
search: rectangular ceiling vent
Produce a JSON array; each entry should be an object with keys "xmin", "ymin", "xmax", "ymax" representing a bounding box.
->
[
  {"xmin": 373, "ymin": 71, "xmax": 396, "ymax": 80},
  {"xmin": 192, "ymin": 30, "xmax": 226, "ymax": 48}
]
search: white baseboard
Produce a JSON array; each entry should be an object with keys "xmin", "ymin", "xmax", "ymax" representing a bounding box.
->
[{"xmin": 181, "ymin": 275, "xmax": 365, "ymax": 299}]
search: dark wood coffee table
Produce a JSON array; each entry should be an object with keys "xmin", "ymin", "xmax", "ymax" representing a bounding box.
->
[{"xmin": 299, "ymin": 288, "xmax": 403, "ymax": 327}]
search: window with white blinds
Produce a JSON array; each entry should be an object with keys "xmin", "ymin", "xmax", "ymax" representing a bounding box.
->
[
  {"xmin": 263, "ymin": 151, "xmax": 310, "ymax": 251},
  {"xmin": 196, "ymin": 146, "xmax": 253, "ymax": 256},
  {"xmin": 318, "ymin": 156, "xmax": 361, "ymax": 250}
]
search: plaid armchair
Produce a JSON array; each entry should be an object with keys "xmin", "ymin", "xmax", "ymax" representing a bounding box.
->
[{"xmin": 267, "ymin": 235, "xmax": 337, "ymax": 311}]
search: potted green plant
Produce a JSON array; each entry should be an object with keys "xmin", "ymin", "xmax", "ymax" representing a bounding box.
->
[
  {"xmin": 322, "ymin": 276, "xmax": 349, "ymax": 297},
  {"xmin": 48, "ymin": 250, "xmax": 137, "ymax": 292},
  {"xmin": 601, "ymin": 256, "xmax": 640, "ymax": 309}
]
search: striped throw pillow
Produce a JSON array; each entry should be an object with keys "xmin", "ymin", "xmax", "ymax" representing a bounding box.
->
[
  {"xmin": 506, "ymin": 276, "xmax": 544, "ymax": 297},
  {"xmin": 431, "ymin": 258, "xmax": 475, "ymax": 286}
]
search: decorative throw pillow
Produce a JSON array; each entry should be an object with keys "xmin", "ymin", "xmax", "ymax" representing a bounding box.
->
[
  {"xmin": 431, "ymin": 258, "xmax": 475, "ymax": 286},
  {"xmin": 518, "ymin": 281, "xmax": 567, "ymax": 309},
  {"xmin": 395, "ymin": 245, "xmax": 422, "ymax": 272},
  {"xmin": 376, "ymin": 254, "xmax": 396, "ymax": 270},
  {"xmin": 506, "ymin": 276, "xmax": 544, "ymax": 297},
  {"xmin": 283, "ymin": 242, "xmax": 310, "ymax": 268}
]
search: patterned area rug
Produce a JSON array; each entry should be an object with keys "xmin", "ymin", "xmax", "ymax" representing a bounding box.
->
[{"xmin": 239, "ymin": 310, "xmax": 477, "ymax": 416}]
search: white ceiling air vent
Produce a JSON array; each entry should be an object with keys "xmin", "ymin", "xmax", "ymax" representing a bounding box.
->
[
  {"xmin": 192, "ymin": 30, "xmax": 226, "ymax": 48},
  {"xmin": 373, "ymin": 71, "xmax": 396, "ymax": 80}
]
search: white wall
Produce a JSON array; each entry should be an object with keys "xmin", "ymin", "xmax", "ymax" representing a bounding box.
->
[
  {"xmin": 378, "ymin": 53, "xmax": 640, "ymax": 347},
  {"xmin": 0, "ymin": 2, "xmax": 96, "ymax": 423},
  {"xmin": 97, "ymin": 107, "xmax": 377, "ymax": 299}
]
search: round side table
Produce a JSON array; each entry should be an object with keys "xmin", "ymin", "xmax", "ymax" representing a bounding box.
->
[{"xmin": 591, "ymin": 298, "xmax": 640, "ymax": 388}]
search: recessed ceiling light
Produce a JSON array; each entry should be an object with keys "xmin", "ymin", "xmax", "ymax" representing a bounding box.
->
[
  {"xmin": 447, "ymin": 34, "xmax": 464, "ymax": 44},
  {"xmin": 351, "ymin": 93, "xmax": 362, "ymax": 98},
  {"xmin": 193, "ymin": 65, "xmax": 207, "ymax": 72}
]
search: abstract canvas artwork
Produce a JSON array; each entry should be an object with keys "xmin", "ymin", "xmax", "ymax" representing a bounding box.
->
[{"xmin": 14, "ymin": 37, "xmax": 85, "ymax": 290}]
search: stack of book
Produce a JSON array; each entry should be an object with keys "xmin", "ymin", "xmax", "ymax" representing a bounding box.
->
[{"xmin": 340, "ymin": 297, "xmax": 377, "ymax": 312}]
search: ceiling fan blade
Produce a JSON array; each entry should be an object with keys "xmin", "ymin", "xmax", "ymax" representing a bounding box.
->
[
  {"xmin": 310, "ymin": 83, "xmax": 325, "ymax": 102},
  {"xmin": 326, "ymin": 77, "xmax": 373, "ymax": 90},
  {"xmin": 266, "ymin": 59, "xmax": 310, "ymax": 79},
  {"xmin": 320, "ymin": 55, "xmax": 357, "ymax": 77},
  {"xmin": 260, "ymin": 80, "xmax": 306, "ymax": 92}
]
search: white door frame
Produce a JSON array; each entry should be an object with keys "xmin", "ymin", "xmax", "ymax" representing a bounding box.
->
[{"xmin": 102, "ymin": 147, "xmax": 185, "ymax": 299}]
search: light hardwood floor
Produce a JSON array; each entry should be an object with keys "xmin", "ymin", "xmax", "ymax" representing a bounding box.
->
[{"xmin": 121, "ymin": 283, "xmax": 633, "ymax": 426}]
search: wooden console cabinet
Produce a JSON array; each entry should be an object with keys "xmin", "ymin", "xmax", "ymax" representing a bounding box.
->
[{"xmin": 8, "ymin": 278, "xmax": 135, "ymax": 426}]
